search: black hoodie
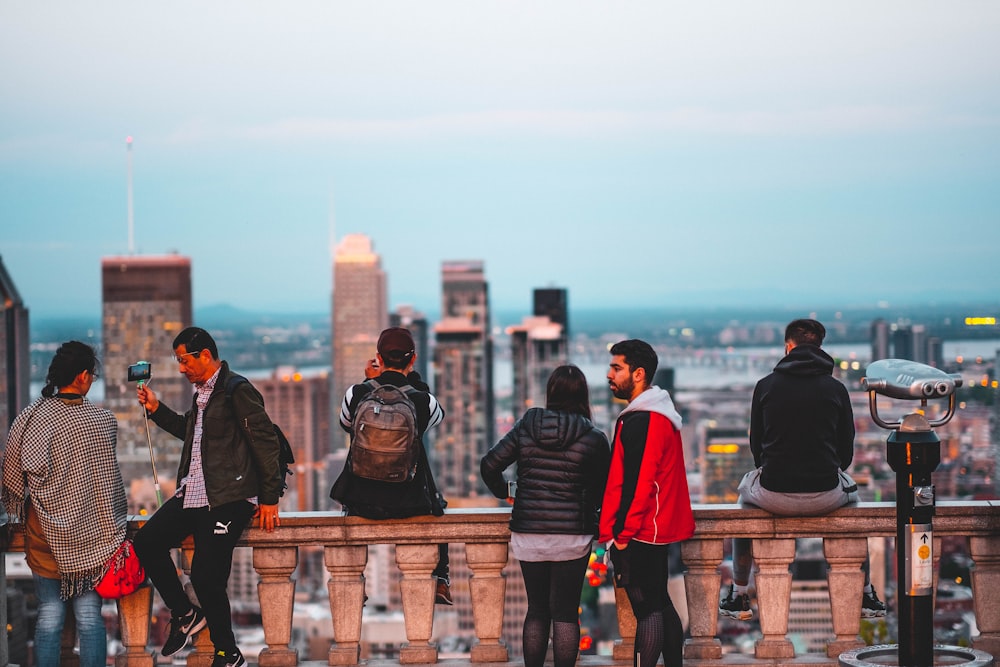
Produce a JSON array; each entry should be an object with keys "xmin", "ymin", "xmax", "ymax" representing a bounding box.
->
[
  {"xmin": 481, "ymin": 407, "xmax": 611, "ymax": 535},
  {"xmin": 749, "ymin": 344, "xmax": 855, "ymax": 493}
]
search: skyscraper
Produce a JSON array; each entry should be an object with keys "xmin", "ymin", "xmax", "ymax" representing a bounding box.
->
[
  {"xmin": 101, "ymin": 254, "xmax": 192, "ymax": 509},
  {"xmin": 433, "ymin": 261, "xmax": 494, "ymax": 499},
  {"xmin": 331, "ymin": 234, "xmax": 387, "ymax": 449},
  {"xmin": 532, "ymin": 287, "xmax": 568, "ymax": 339},
  {"xmin": 389, "ymin": 305, "xmax": 429, "ymax": 382},
  {"xmin": 0, "ymin": 256, "xmax": 30, "ymax": 430},
  {"xmin": 508, "ymin": 315, "xmax": 566, "ymax": 416},
  {"xmin": 255, "ymin": 367, "xmax": 332, "ymax": 512},
  {"xmin": 870, "ymin": 318, "xmax": 890, "ymax": 363},
  {"xmin": 892, "ymin": 324, "xmax": 914, "ymax": 361}
]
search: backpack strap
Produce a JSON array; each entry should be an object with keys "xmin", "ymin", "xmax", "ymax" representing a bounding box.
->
[
  {"xmin": 223, "ymin": 374, "xmax": 258, "ymax": 430},
  {"xmin": 360, "ymin": 378, "xmax": 417, "ymax": 399},
  {"xmin": 225, "ymin": 374, "xmax": 250, "ymax": 399}
]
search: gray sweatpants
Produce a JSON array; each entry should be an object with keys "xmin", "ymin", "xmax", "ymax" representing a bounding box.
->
[
  {"xmin": 730, "ymin": 468, "xmax": 866, "ymax": 586},
  {"xmin": 737, "ymin": 467, "xmax": 860, "ymax": 516}
]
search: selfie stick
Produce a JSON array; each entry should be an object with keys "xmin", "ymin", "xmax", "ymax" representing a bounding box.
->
[{"xmin": 138, "ymin": 378, "xmax": 164, "ymax": 507}]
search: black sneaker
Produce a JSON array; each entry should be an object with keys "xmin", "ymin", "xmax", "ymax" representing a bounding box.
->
[
  {"xmin": 862, "ymin": 588, "xmax": 887, "ymax": 618},
  {"xmin": 161, "ymin": 606, "xmax": 207, "ymax": 657},
  {"xmin": 719, "ymin": 583, "xmax": 753, "ymax": 621},
  {"xmin": 211, "ymin": 647, "xmax": 246, "ymax": 667}
]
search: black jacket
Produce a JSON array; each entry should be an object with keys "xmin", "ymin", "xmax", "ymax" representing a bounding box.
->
[
  {"xmin": 330, "ymin": 370, "xmax": 446, "ymax": 519},
  {"xmin": 480, "ymin": 408, "xmax": 611, "ymax": 536},
  {"xmin": 750, "ymin": 344, "xmax": 855, "ymax": 493},
  {"xmin": 150, "ymin": 361, "xmax": 283, "ymax": 506}
]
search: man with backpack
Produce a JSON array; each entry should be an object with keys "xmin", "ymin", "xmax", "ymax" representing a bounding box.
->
[{"xmin": 330, "ymin": 327, "xmax": 451, "ymax": 604}]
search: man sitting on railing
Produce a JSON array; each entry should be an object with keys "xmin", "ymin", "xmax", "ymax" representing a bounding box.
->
[
  {"xmin": 720, "ymin": 318, "xmax": 887, "ymax": 622},
  {"xmin": 330, "ymin": 327, "xmax": 452, "ymax": 604}
]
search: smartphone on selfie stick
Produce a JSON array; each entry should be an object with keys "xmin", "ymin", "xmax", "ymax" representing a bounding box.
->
[{"xmin": 128, "ymin": 361, "xmax": 163, "ymax": 507}]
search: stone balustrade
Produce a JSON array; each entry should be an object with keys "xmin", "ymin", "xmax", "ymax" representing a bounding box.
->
[{"xmin": 5, "ymin": 501, "xmax": 999, "ymax": 666}]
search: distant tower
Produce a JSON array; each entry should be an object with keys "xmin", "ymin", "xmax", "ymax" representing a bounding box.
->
[
  {"xmin": 532, "ymin": 287, "xmax": 568, "ymax": 339},
  {"xmin": 870, "ymin": 318, "xmax": 890, "ymax": 362},
  {"xmin": 653, "ymin": 367, "xmax": 676, "ymax": 396},
  {"xmin": 911, "ymin": 324, "xmax": 928, "ymax": 364},
  {"xmin": 698, "ymin": 422, "xmax": 753, "ymax": 504},
  {"xmin": 390, "ymin": 305, "xmax": 429, "ymax": 381},
  {"xmin": 927, "ymin": 337, "xmax": 944, "ymax": 369},
  {"xmin": 331, "ymin": 234, "xmax": 387, "ymax": 449},
  {"xmin": 508, "ymin": 315, "xmax": 567, "ymax": 417},
  {"xmin": 0, "ymin": 255, "xmax": 30, "ymax": 429},
  {"xmin": 433, "ymin": 261, "xmax": 494, "ymax": 499},
  {"xmin": 255, "ymin": 368, "xmax": 331, "ymax": 512},
  {"xmin": 892, "ymin": 324, "xmax": 914, "ymax": 361},
  {"xmin": 102, "ymin": 254, "xmax": 193, "ymax": 512}
]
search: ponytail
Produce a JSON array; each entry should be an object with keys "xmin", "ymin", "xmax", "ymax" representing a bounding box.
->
[{"xmin": 43, "ymin": 341, "xmax": 99, "ymax": 395}]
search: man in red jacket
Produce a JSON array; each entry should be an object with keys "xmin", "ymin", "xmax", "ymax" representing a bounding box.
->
[{"xmin": 601, "ymin": 339, "xmax": 695, "ymax": 667}]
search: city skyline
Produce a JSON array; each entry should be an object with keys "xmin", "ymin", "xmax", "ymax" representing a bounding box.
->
[{"xmin": 2, "ymin": 3, "xmax": 1000, "ymax": 319}]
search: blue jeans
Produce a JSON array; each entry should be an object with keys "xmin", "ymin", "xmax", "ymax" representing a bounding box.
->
[{"xmin": 32, "ymin": 574, "xmax": 107, "ymax": 667}]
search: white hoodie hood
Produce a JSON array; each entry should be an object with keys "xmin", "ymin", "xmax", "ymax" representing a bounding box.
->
[{"xmin": 619, "ymin": 385, "xmax": 683, "ymax": 430}]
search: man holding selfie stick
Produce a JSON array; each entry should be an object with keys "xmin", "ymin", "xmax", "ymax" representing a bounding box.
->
[{"xmin": 133, "ymin": 327, "xmax": 282, "ymax": 667}]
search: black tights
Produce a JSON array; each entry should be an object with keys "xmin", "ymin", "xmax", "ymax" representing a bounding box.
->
[
  {"xmin": 519, "ymin": 555, "xmax": 590, "ymax": 667},
  {"xmin": 615, "ymin": 542, "xmax": 684, "ymax": 667},
  {"xmin": 631, "ymin": 604, "xmax": 684, "ymax": 667}
]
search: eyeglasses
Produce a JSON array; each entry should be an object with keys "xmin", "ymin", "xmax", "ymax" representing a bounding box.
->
[
  {"xmin": 89, "ymin": 369, "xmax": 101, "ymax": 379},
  {"xmin": 175, "ymin": 351, "xmax": 200, "ymax": 364}
]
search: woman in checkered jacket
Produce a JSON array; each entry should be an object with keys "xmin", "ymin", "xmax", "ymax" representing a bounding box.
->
[{"xmin": 3, "ymin": 341, "xmax": 127, "ymax": 667}]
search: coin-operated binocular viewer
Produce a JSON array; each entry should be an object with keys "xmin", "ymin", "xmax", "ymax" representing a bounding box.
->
[{"xmin": 861, "ymin": 359, "xmax": 962, "ymax": 667}]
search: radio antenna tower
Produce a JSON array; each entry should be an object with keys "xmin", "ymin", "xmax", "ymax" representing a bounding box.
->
[{"xmin": 127, "ymin": 136, "xmax": 135, "ymax": 254}]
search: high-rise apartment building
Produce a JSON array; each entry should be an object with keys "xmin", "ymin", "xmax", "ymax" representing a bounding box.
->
[
  {"xmin": 433, "ymin": 261, "xmax": 494, "ymax": 499},
  {"xmin": 255, "ymin": 367, "xmax": 332, "ymax": 512},
  {"xmin": 508, "ymin": 315, "xmax": 566, "ymax": 416},
  {"xmin": 101, "ymin": 255, "xmax": 192, "ymax": 509},
  {"xmin": 389, "ymin": 305, "xmax": 429, "ymax": 381},
  {"xmin": 870, "ymin": 318, "xmax": 890, "ymax": 363},
  {"xmin": 532, "ymin": 287, "xmax": 568, "ymax": 338},
  {"xmin": 0, "ymin": 256, "xmax": 30, "ymax": 430},
  {"xmin": 331, "ymin": 234, "xmax": 387, "ymax": 449},
  {"xmin": 891, "ymin": 324, "xmax": 914, "ymax": 362},
  {"xmin": 505, "ymin": 287, "xmax": 570, "ymax": 417},
  {"xmin": 698, "ymin": 422, "xmax": 753, "ymax": 504}
]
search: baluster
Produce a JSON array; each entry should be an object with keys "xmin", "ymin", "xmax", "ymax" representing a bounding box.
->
[
  {"xmin": 969, "ymin": 535, "xmax": 1000, "ymax": 657},
  {"xmin": 325, "ymin": 544, "xmax": 368, "ymax": 665},
  {"xmin": 465, "ymin": 542, "xmax": 509, "ymax": 662},
  {"xmin": 395, "ymin": 543, "xmax": 440, "ymax": 664},
  {"xmin": 681, "ymin": 538, "xmax": 724, "ymax": 660},
  {"xmin": 116, "ymin": 584, "xmax": 155, "ymax": 666},
  {"xmin": 823, "ymin": 537, "xmax": 866, "ymax": 656},
  {"xmin": 254, "ymin": 546, "xmax": 298, "ymax": 666},
  {"xmin": 751, "ymin": 537, "xmax": 796, "ymax": 660},
  {"xmin": 612, "ymin": 583, "xmax": 636, "ymax": 662},
  {"xmin": 396, "ymin": 544, "xmax": 438, "ymax": 665}
]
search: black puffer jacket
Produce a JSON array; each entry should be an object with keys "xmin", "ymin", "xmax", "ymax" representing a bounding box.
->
[{"xmin": 481, "ymin": 408, "xmax": 611, "ymax": 536}]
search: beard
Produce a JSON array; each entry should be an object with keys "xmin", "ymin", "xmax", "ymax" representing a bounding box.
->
[{"xmin": 610, "ymin": 376, "xmax": 634, "ymax": 401}]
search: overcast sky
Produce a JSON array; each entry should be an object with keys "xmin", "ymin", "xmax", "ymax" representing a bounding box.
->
[{"xmin": 2, "ymin": 1, "xmax": 998, "ymax": 320}]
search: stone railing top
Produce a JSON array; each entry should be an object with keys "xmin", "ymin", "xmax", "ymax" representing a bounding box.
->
[{"xmin": 5, "ymin": 501, "xmax": 998, "ymax": 552}]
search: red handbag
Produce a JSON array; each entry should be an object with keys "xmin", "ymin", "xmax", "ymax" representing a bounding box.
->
[{"xmin": 94, "ymin": 539, "xmax": 145, "ymax": 599}]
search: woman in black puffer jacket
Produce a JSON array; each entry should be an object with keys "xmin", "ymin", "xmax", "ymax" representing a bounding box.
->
[{"xmin": 481, "ymin": 365, "xmax": 611, "ymax": 667}]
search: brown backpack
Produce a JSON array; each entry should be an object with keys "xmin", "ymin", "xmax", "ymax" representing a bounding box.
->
[{"xmin": 349, "ymin": 379, "xmax": 419, "ymax": 483}]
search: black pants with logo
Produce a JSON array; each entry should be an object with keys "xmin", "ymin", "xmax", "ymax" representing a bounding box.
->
[{"xmin": 133, "ymin": 495, "xmax": 255, "ymax": 653}]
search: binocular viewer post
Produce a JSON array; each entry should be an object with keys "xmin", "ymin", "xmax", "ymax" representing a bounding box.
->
[
  {"xmin": 861, "ymin": 358, "xmax": 963, "ymax": 431},
  {"xmin": 860, "ymin": 359, "xmax": 964, "ymax": 667}
]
